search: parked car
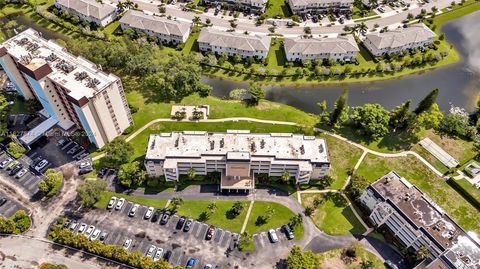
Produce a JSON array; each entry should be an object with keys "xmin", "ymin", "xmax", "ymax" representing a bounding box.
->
[
  {"xmin": 378, "ymin": 7, "xmax": 385, "ymax": 12},
  {"xmin": 205, "ymin": 225, "xmax": 215, "ymax": 240},
  {"xmin": 151, "ymin": 209, "xmax": 162, "ymax": 222},
  {"xmin": 99, "ymin": 231, "xmax": 108, "ymax": 242},
  {"xmin": 385, "ymin": 260, "xmax": 399, "ymax": 269},
  {"xmin": 204, "ymin": 264, "xmax": 213, "ymax": 269},
  {"xmin": 15, "ymin": 168, "xmax": 28, "ymax": 179},
  {"xmin": 186, "ymin": 258, "xmax": 198, "ymax": 269},
  {"xmin": 146, "ymin": 245, "xmax": 157, "ymax": 258},
  {"xmin": 63, "ymin": 219, "xmax": 71, "ymax": 229},
  {"xmin": 268, "ymin": 229, "xmax": 279, "ymax": 243},
  {"xmin": 6, "ymin": 160, "xmax": 19, "ymax": 171},
  {"xmin": 115, "ymin": 198, "xmax": 126, "ymax": 210},
  {"xmin": 144, "ymin": 207, "xmax": 154, "ymax": 219},
  {"xmin": 79, "ymin": 161, "xmax": 91, "ymax": 169},
  {"xmin": 69, "ymin": 221, "xmax": 78, "ymax": 231},
  {"xmin": 107, "ymin": 196, "xmax": 117, "ymax": 209},
  {"xmin": 98, "ymin": 168, "xmax": 108, "ymax": 178},
  {"xmin": 282, "ymin": 224, "xmax": 294, "ymax": 240},
  {"xmin": 163, "ymin": 250, "xmax": 172, "ymax": 261},
  {"xmin": 77, "ymin": 223, "xmax": 87, "ymax": 234},
  {"xmin": 153, "ymin": 248, "xmax": 164, "ymax": 261},
  {"xmin": 176, "ymin": 216, "xmax": 186, "ymax": 230},
  {"xmin": 0, "ymin": 197, "xmax": 7, "ymax": 206},
  {"xmin": 0, "ymin": 158, "xmax": 12, "ymax": 169},
  {"xmin": 129, "ymin": 204, "xmax": 140, "ymax": 217},
  {"xmin": 79, "ymin": 166, "xmax": 93, "ymax": 175},
  {"xmin": 123, "ymin": 238, "xmax": 132, "ymax": 250},
  {"xmin": 160, "ymin": 211, "xmax": 171, "ymax": 225},
  {"xmin": 90, "ymin": 228, "xmax": 101, "ymax": 240},
  {"xmin": 183, "ymin": 218, "xmax": 193, "ymax": 232},
  {"xmin": 85, "ymin": 225, "xmax": 95, "ymax": 237},
  {"xmin": 34, "ymin": 159, "xmax": 49, "ymax": 172},
  {"xmin": 9, "ymin": 164, "xmax": 23, "ymax": 176}
]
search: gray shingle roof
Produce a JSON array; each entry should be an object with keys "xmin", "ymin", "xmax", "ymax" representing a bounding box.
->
[
  {"xmin": 289, "ymin": 0, "xmax": 353, "ymax": 7},
  {"xmin": 119, "ymin": 10, "xmax": 191, "ymax": 37},
  {"xmin": 284, "ymin": 35, "xmax": 359, "ymax": 55},
  {"xmin": 55, "ymin": 0, "xmax": 116, "ymax": 20},
  {"xmin": 197, "ymin": 28, "xmax": 271, "ymax": 52},
  {"xmin": 365, "ymin": 23, "xmax": 437, "ymax": 50}
]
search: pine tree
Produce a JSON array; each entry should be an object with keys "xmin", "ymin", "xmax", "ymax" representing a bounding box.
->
[
  {"xmin": 330, "ymin": 89, "xmax": 349, "ymax": 127},
  {"xmin": 390, "ymin": 100, "xmax": 416, "ymax": 130},
  {"xmin": 414, "ymin": 88, "xmax": 439, "ymax": 114}
]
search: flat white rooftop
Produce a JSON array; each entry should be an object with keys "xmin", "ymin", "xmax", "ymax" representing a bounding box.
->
[
  {"xmin": 1, "ymin": 28, "xmax": 118, "ymax": 101},
  {"xmin": 146, "ymin": 130, "xmax": 330, "ymax": 163}
]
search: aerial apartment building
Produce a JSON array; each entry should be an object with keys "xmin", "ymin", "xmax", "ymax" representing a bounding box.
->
[
  {"xmin": 54, "ymin": 0, "xmax": 118, "ymax": 27},
  {"xmin": 144, "ymin": 131, "xmax": 331, "ymax": 192},
  {"xmin": 284, "ymin": 35, "xmax": 359, "ymax": 62},
  {"xmin": 197, "ymin": 28, "xmax": 271, "ymax": 60},
  {"xmin": 363, "ymin": 24, "xmax": 437, "ymax": 56},
  {"xmin": 119, "ymin": 10, "xmax": 192, "ymax": 45},
  {"xmin": 288, "ymin": 0, "xmax": 353, "ymax": 15},
  {"xmin": 0, "ymin": 28, "xmax": 133, "ymax": 148},
  {"xmin": 361, "ymin": 171, "xmax": 480, "ymax": 269},
  {"xmin": 202, "ymin": 0, "xmax": 267, "ymax": 12}
]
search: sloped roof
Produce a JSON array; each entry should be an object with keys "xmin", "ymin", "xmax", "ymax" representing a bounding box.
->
[
  {"xmin": 365, "ymin": 23, "xmax": 437, "ymax": 50},
  {"xmin": 197, "ymin": 28, "xmax": 271, "ymax": 52},
  {"xmin": 55, "ymin": 0, "xmax": 116, "ymax": 20},
  {"xmin": 289, "ymin": 0, "xmax": 353, "ymax": 7},
  {"xmin": 284, "ymin": 35, "xmax": 359, "ymax": 55},
  {"xmin": 119, "ymin": 10, "xmax": 191, "ymax": 37}
]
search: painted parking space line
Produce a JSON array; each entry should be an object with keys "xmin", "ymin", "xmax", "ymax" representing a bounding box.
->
[
  {"xmin": 253, "ymin": 233, "xmax": 265, "ymax": 249},
  {"xmin": 220, "ymin": 231, "xmax": 231, "ymax": 248},
  {"xmin": 213, "ymin": 228, "xmax": 223, "ymax": 243},
  {"xmin": 17, "ymin": 173, "xmax": 33, "ymax": 184},
  {"xmin": 191, "ymin": 221, "xmax": 200, "ymax": 235},
  {"xmin": 2, "ymin": 204, "xmax": 17, "ymax": 217}
]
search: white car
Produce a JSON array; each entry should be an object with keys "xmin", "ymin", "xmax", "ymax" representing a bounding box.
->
[
  {"xmin": 0, "ymin": 158, "xmax": 13, "ymax": 169},
  {"xmin": 107, "ymin": 196, "xmax": 117, "ymax": 209},
  {"xmin": 85, "ymin": 225, "xmax": 95, "ymax": 237},
  {"xmin": 268, "ymin": 229, "xmax": 279, "ymax": 243},
  {"xmin": 77, "ymin": 223, "xmax": 87, "ymax": 234},
  {"xmin": 129, "ymin": 204, "xmax": 140, "ymax": 217},
  {"xmin": 144, "ymin": 207, "xmax": 154, "ymax": 219},
  {"xmin": 153, "ymin": 248, "xmax": 164, "ymax": 261},
  {"xmin": 115, "ymin": 198, "xmax": 126, "ymax": 210},
  {"xmin": 15, "ymin": 168, "xmax": 28, "ymax": 179},
  {"xmin": 146, "ymin": 245, "xmax": 156, "ymax": 258},
  {"xmin": 34, "ymin": 159, "xmax": 49, "ymax": 172},
  {"xmin": 123, "ymin": 238, "xmax": 132, "ymax": 250},
  {"xmin": 90, "ymin": 228, "xmax": 101, "ymax": 240},
  {"xmin": 204, "ymin": 264, "xmax": 213, "ymax": 269},
  {"xmin": 79, "ymin": 161, "xmax": 91, "ymax": 169}
]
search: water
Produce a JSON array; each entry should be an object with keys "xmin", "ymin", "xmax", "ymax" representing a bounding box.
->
[{"xmin": 207, "ymin": 11, "xmax": 480, "ymax": 113}]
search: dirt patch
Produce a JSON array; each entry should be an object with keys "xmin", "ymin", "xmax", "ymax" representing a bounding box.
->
[
  {"xmin": 321, "ymin": 255, "xmax": 348, "ymax": 269},
  {"xmin": 256, "ymin": 102, "xmax": 280, "ymax": 110}
]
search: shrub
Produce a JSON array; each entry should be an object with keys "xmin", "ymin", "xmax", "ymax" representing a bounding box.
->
[
  {"xmin": 38, "ymin": 169, "xmax": 63, "ymax": 197},
  {"xmin": 0, "ymin": 210, "xmax": 31, "ymax": 234},
  {"xmin": 7, "ymin": 141, "xmax": 26, "ymax": 159}
]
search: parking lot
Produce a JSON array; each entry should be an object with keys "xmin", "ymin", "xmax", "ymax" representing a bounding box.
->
[
  {"xmin": 66, "ymin": 201, "xmax": 239, "ymax": 268},
  {"xmin": 0, "ymin": 151, "xmax": 44, "ymax": 196},
  {"xmin": 0, "ymin": 188, "xmax": 27, "ymax": 217}
]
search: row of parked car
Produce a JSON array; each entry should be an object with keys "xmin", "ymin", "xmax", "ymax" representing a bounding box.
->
[
  {"xmin": 57, "ymin": 138, "xmax": 92, "ymax": 174},
  {"xmin": 0, "ymin": 150, "xmax": 47, "ymax": 178},
  {"xmin": 63, "ymin": 219, "xmax": 108, "ymax": 242}
]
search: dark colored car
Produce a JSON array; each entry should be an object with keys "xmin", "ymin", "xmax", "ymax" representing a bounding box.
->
[
  {"xmin": 176, "ymin": 216, "xmax": 186, "ymax": 230},
  {"xmin": 9, "ymin": 164, "xmax": 23, "ymax": 176},
  {"xmin": 63, "ymin": 219, "xmax": 71, "ymax": 229},
  {"xmin": 205, "ymin": 225, "xmax": 215, "ymax": 240},
  {"xmin": 183, "ymin": 218, "xmax": 193, "ymax": 232},
  {"xmin": 151, "ymin": 209, "xmax": 162, "ymax": 222},
  {"xmin": 160, "ymin": 210, "xmax": 171, "ymax": 225},
  {"xmin": 0, "ymin": 197, "xmax": 7, "ymax": 206},
  {"xmin": 98, "ymin": 168, "xmax": 108, "ymax": 178},
  {"xmin": 282, "ymin": 224, "xmax": 295, "ymax": 240},
  {"xmin": 79, "ymin": 166, "xmax": 94, "ymax": 175},
  {"xmin": 163, "ymin": 250, "xmax": 172, "ymax": 261}
]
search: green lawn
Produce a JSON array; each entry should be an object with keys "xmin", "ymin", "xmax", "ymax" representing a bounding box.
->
[
  {"xmin": 352, "ymin": 6, "xmax": 377, "ymax": 19},
  {"xmin": 174, "ymin": 200, "xmax": 249, "ymax": 233},
  {"xmin": 317, "ymin": 245, "xmax": 386, "ymax": 269},
  {"xmin": 264, "ymin": 0, "xmax": 292, "ymax": 17},
  {"xmin": 302, "ymin": 193, "xmax": 366, "ymax": 235},
  {"xmin": 354, "ymin": 154, "xmax": 480, "ymax": 234},
  {"xmin": 182, "ymin": 32, "xmax": 199, "ymax": 55},
  {"xmin": 95, "ymin": 191, "xmax": 168, "ymax": 209},
  {"xmin": 266, "ymin": 38, "xmax": 287, "ymax": 70},
  {"xmin": 244, "ymin": 201, "xmax": 299, "ymax": 235},
  {"xmin": 9, "ymin": 96, "xmax": 30, "ymax": 114}
]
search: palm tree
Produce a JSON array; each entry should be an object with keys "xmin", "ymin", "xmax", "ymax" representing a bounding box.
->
[
  {"xmin": 281, "ymin": 170, "xmax": 290, "ymax": 183},
  {"xmin": 207, "ymin": 202, "xmax": 217, "ymax": 213},
  {"xmin": 170, "ymin": 197, "xmax": 184, "ymax": 211},
  {"xmin": 356, "ymin": 22, "xmax": 368, "ymax": 33},
  {"xmin": 192, "ymin": 16, "xmax": 201, "ymax": 27}
]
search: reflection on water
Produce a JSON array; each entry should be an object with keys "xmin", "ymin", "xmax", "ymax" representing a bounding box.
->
[{"xmin": 207, "ymin": 11, "xmax": 480, "ymax": 113}]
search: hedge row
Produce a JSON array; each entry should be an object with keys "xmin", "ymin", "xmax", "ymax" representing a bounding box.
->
[{"xmin": 446, "ymin": 178, "xmax": 480, "ymax": 210}]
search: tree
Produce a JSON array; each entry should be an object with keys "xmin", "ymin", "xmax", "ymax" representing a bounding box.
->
[
  {"xmin": 330, "ymin": 89, "xmax": 349, "ymax": 128},
  {"xmin": 103, "ymin": 139, "xmax": 134, "ymax": 168},
  {"xmin": 40, "ymin": 263, "xmax": 69, "ymax": 269},
  {"xmin": 229, "ymin": 201, "xmax": 245, "ymax": 218},
  {"xmin": 207, "ymin": 202, "xmax": 217, "ymax": 214},
  {"xmin": 0, "ymin": 210, "xmax": 31, "ymax": 234},
  {"xmin": 304, "ymin": 26, "xmax": 311, "ymax": 34},
  {"xmin": 304, "ymin": 206, "xmax": 314, "ymax": 216},
  {"xmin": 187, "ymin": 167, "xmax": 196, "ymax": 180},
  {"xmin": 350, "ymin": 104, "xmax": 390, "ymax": 140},
  {"xmin": 356, "ymin": 22, "xmax": 368, "ymax": 33},
  {"xmin": 360, "ymin": 260, "xmax": 374, "ymax": 269},
  {"xmin": 281, "ymin": 170, "xmax": 291, "ymax": 183},
  {"xmin": 389, "ymin": 100, "xmax": 416, "ymax": 131},
  {"xmin": 414, "ymin": 88, "xmax": 439, "ymax": 114},
  {"xmin": 38, "ymin": 169, "xmax": 63, "ymax": 197},
  {"xmin": 117, "ymin": 161, "xmax": 147, "ymax": 188},
  {"xmin": 77, "ymin": 179, "xmax": 107, "ymax": 207},
  {"xmin": 415, "ymin": 245, "xmax": 430, "ymax": 261},
  {"xmin": 313, "ymin": 197, "xmax": 324, "ymax": 208},
  {"xmin": 289, "ymin": 213, "xmax": 303, "ymax": 230},
  {"xmin": 238, "ymin": 232, "xmax": 253, "ymax": 251},
  {"xmin": 345, "ymin": 175, "xmax": 369, "ymax": 201},
  {"xmin": 438, "ymin": 113, "xmax": 477, "ymax": 140},
  {"xmin": 417, "ymin": 103, "xmax": 444, "ymax": 129},
  {"xmin": 170, "ymin": 197, "xmax": 184, "ymax": 211},
  {"xmin": 286, "ymin": 246, "xmax": 320, "ymax": 269},
  {"xmin": 248, "ymin": 83, "xmax": 265, "ymax": 106},
  {"xmin": 317, "ymin": 175, "xmax": 333, "ymax": 189}
]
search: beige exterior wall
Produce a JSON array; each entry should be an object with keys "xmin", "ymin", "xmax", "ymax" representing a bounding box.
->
[{"xmin": 0, "ymin": 54, "xmax": 35, "ymax": 100}]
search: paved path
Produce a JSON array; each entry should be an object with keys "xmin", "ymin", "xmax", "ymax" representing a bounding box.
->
[{"xmin": 240, "ymin": 200, "xmax": 254, "ymax": 234}]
